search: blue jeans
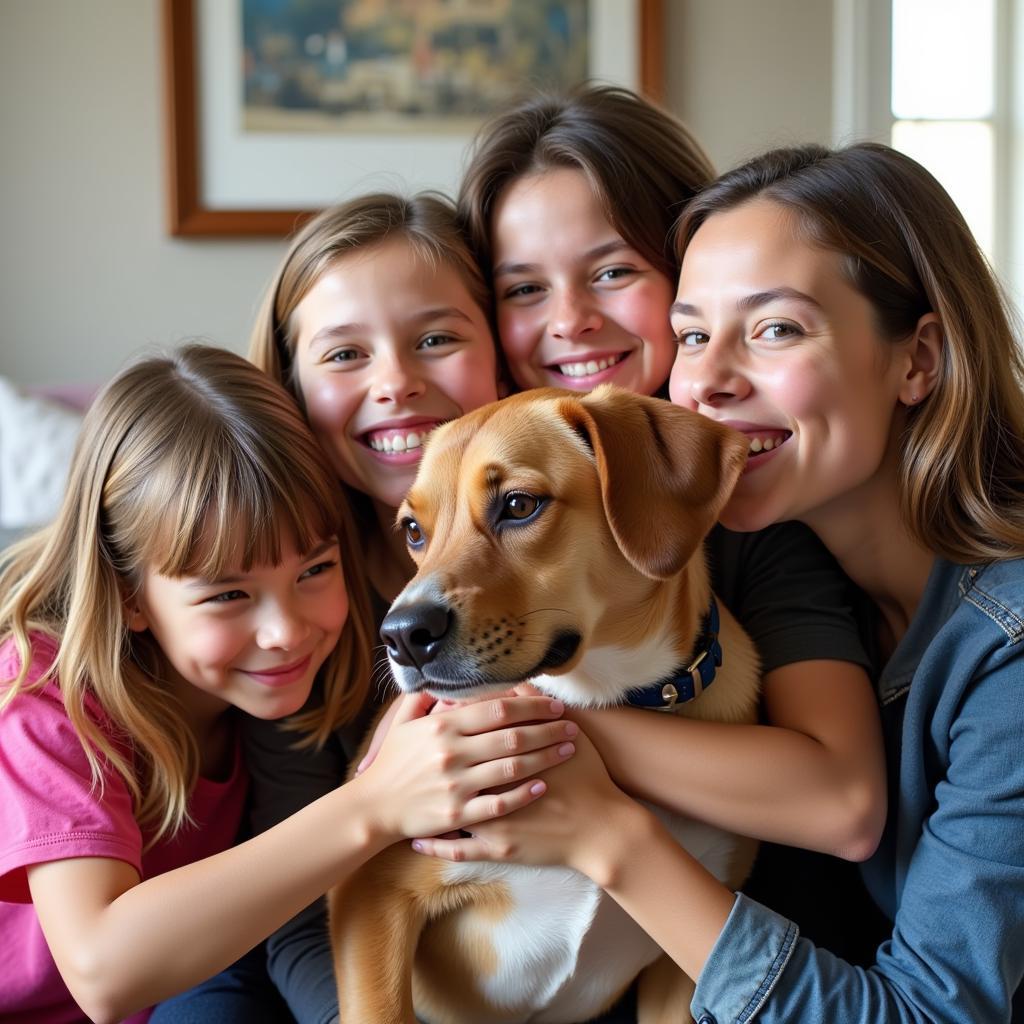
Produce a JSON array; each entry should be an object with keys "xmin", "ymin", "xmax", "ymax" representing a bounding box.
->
[
  {"xmin": 151, "ymin": 942, "xmax": 635, "ymax": 1024},
  {"xmin": 150, "ymin": 943, "xmax": 295, "ymax": 1024}
]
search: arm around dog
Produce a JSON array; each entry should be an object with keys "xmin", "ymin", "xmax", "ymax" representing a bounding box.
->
[
  {"xmin": 26, "ymin": 694, "xmax": 572, "ymax": 1023},
  {"xmin": 409, "ymin": 728, "xmax": 737, "ymax": 982},
  {"xmin": 419, "ymin": 648, "xmax": 1024, "ymax": 1024},
  {"xmin": 573, "ymin": 521, "xmax": 886, "ymax": 860},
  {"xmin": 571, "ymin": 658, "xmax": 884, "ymax": 860}
]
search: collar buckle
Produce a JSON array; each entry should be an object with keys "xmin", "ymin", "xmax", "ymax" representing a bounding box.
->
[
  {"xmin": 687, "ymin": 649, "xmax": 708, "ymax": 700},
  {"xmin": 625, "ymin": 597, "xmax": 721, "ymax": 713}
]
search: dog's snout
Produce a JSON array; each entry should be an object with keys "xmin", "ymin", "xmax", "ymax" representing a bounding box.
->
[{"xmin": 380, "ymin": 601, "xmax": 454, "ymax": 669}]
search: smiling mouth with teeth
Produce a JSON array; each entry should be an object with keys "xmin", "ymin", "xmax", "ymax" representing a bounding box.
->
[
  {"xmin": 554, "ymin": 353, "xmax": 627, "ymax": 378},
  {"xmin": 365, "ymin": 424, "xmax": 444, "ymax": 455},
  {"xmin": 747, "ymin": 432, "xmax": 791, "ymax": 454}
]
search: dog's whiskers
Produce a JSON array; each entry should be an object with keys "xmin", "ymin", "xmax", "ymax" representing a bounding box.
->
[
  {"xmin": 518, "ymin": 632, "xmax": 555, "ymax": 644},
  {"xmin": 514, "ymin": 607, "xmax": 575, "ymax": 620},
  {"xmin": 369, "ymin": 660, "xmax": 397, "ymax": 700}
]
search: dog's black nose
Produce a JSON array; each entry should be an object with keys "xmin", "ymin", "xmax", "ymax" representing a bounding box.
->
[{"xmin": 380, "ymin": 602, "xmax": 454, "ymax": 669}]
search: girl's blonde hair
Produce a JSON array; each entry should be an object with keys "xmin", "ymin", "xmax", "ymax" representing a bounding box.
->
[
  {"xmin": 675, "ymin": 143, "xmax": 1024, "ymax": 563},
  {"xmin": 0, "ymin": 345, "xmax": 373, "ymax": 843},
  {"xmin": 250, "ymin": 191, "xmax": 490, "ymax": 396}
]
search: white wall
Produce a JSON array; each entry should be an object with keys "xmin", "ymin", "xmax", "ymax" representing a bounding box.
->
[
  {"xmin": 0, "ymin": 0, "xmax": 834, "ymax": 385},
  {"xmin": 0, "ymin": 1, "xmax": 287, "ymax": 385},
  {"xmin": 668, "ymin": 0, "xmax": 833, "ymax": 171}
]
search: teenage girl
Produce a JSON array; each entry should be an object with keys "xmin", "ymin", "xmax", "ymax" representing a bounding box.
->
[
  {"xmin": 455, "ymin": 82, "xmax": 889, "ymax": 973},
  {"xmin": 423, "ymin": 142, "xmax": 1024, "ymax": 1022},
  {"xmin": 0, "ymin": 345, "xmax": 570, "ymax": 1024}
]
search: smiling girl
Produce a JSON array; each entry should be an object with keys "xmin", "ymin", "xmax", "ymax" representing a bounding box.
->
[
  {"xmin": 253, "ymin": 192, "xmax": 500, "ymax": 600},
  {"xmin": 0, "ymin": 345, "xmax": 569, "ymax": 1024},
  {"xmin": 459, "ymin": 83, "xmax": 713, "ymax": 397}
]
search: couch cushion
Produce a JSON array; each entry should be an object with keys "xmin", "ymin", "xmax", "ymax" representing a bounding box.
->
[{"xmin": 0, "ymin": 378, "xmax": 85, "ymax": 530}]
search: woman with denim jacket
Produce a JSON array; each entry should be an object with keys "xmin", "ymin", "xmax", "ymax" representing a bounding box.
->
[{"xmin": 416, "ymin": 143, "xmax": 1024, "ymax": 1022}]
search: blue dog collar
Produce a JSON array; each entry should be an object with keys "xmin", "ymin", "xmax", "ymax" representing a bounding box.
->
[{"xmin": 625, "ymin": 597, "xmax": 722, "ymax": 712}]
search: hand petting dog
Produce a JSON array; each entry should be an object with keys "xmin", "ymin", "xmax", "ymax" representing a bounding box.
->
[{"xmin": 351, "ymin": 692, "xmax": 576, "ymax": 840}]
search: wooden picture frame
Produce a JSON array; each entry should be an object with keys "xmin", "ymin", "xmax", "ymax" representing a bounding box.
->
[{"xmin": 163, "ymin": 0, "xmax": 664, "ymax": 237}]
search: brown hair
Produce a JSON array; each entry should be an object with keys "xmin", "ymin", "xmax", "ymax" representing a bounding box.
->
[
  {"xmin": 457, "ymin": 83, "xmax": 715, "ymax": 284},
  {"xmin": 675, "ymin": 143, "xmax": 1024, "ymax": 562},
  {"xmin": 250, "ymin": 191, "xmax": 490, "ymax": 396},
  {"xmin": 0, "ymin": 345, "xmax": 373, "ymax": 843}
]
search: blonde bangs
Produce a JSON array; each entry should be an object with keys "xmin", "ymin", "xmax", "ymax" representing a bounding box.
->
[{"xmin": 128, "ymin": 414, "xmax": 342, "ymax": 585}]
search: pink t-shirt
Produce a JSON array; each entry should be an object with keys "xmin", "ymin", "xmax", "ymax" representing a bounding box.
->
[{"xmin": 0, "ymin": 634, "xmax": 249, "ymax": 1023}]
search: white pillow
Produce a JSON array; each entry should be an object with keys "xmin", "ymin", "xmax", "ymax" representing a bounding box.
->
[{"xmin": 0, "ymin": 378, "xmax": 85, "ymax": 529}]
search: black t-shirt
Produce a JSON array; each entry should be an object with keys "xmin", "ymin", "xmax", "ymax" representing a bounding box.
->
[
  {"xmin": 707, "ymin": 521, "xmax": 872, "ymax": 675},
  {"xmin": 709, "ymin": 524, "xmax": 890, "ymax": 966}
]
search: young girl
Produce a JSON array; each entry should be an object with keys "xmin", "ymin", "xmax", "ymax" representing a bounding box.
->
[
  {"xmin": 456, "ymin": 82, "xmax": 890, "ymax": 981},
  {"xmin": 252, "ymin": 190, "xmax": 501, "ymax": 603},
  {"xmin": 423, "ymin": 143, "xmax": 1024, "ymax": 1021},
  {"xmin": 0, "ymin": 345, "xmax": 571, "ymax": 1024}
]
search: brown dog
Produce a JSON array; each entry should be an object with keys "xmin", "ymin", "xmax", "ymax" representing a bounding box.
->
[{"xmin": 329, "ymin": 385, "xmax": 761, "ymax": 1024}]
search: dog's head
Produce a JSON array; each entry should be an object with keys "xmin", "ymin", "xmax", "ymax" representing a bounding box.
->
[{"xmin": 381, "ymin": 385, "xmax": 747, "ymax": 703}]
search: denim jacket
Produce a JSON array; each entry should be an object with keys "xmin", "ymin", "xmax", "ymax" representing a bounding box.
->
[{"xmin": 692, "ymin": 558, "xmax": 1024, "ymax": 1024}]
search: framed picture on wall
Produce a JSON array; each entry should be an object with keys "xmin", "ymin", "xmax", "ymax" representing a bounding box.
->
[{"xmin": 163, "ymin": 0, "xmax": 664, "ymax": 237}]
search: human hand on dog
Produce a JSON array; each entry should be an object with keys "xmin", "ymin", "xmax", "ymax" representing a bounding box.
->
[
  {"xmin": 353, "ymin": 692, "xmax": 579, "ymax": 842},
  {"xmin": 354, "ymin": 687, "xmax": 524, "ymax": 775},
  {"xmin": 409, "ymin": 727, "xmax": 641, "ymax": 881}
]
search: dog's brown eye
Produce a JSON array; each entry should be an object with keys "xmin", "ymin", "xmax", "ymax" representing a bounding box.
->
[
  {"xmin": 503, "ymin": 492, "xmax": 541, "ymax": 521},
  {"xmin": 402, "ymin": 517, "xmax": 425, "ymax": 547}
]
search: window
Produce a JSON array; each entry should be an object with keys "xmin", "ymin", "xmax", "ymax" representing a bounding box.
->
[
  {"xmin": 833, "ymin": 0, "xmax": 1021, "ymax": 302},
  {"xmin": 891, "ymin": 0, "xmax": 997, "ymax": 259}
]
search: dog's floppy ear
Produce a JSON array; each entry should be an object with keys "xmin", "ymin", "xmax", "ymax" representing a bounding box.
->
[{"xmin": 559, "ymin": 385, "xmax": 749, "ymax": 580}]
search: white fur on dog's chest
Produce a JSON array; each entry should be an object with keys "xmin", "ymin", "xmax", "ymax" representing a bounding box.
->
[
  {"xmin": 437, "ymin": 860, "xmax": 652, "ymax": 1022},
  {"xmin": 533, "ymin": 633, "xmax": 681, "ymax": 709},
  {"xmin": 437, "ymin": 811, "xmax": 736, "ymax": 1023}
]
